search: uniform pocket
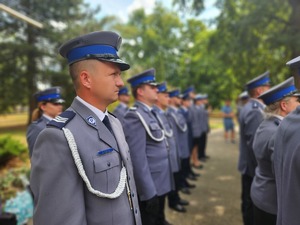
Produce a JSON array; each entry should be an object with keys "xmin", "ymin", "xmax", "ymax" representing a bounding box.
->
[
  {"xmin": 92, "ymin": 152, "xmax": 121, "ymax": 192},
  {"xmin": 94, "ymin": 153, "xmax": 120, "ymax": 172}
]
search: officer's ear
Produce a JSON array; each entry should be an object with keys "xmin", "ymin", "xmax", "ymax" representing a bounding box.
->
[
  {"xmin": 280, "ymin": 99, "xmax": 288, "ymax": 112},
  {"xmin": 80, "ymin": 70, "xmax": 92, "ymax": 89},
  {"xmin": 136, "ymin": 85, "xmax": 145, "ymax": 97}
]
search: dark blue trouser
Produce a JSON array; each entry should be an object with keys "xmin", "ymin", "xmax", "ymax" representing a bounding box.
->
[{"xmin": 241, "ymin": 174, "xmax": 254, "ymax": 225}]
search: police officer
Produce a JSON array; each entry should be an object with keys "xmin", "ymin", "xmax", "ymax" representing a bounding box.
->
[
  {"xmin": 123, "ymin": 69, "xmax": 172, "ymax": 225},
  {"xmin": 30, "ymin": 31, "xmax": 141, "ymax": 225},
  {"xmin": 251, "ymin": 77, "xmax": 300, "ymax": 225},
  {"xmin": 113, "ymin": 86, "xmax": 130, "ymax": 125},
  {"xmin": 198, "ymin": 93, "xmax": 210, "ymax": 162},
  {"xmin": 153, "ymin": 82, "xmax": 188, "ymax": 213},
  {"xmin": 273, "ymin": 56, "xmax": 300, "ymax": 225},
  {"xmin": 168, "ymin": 89, "xmax": 195, "ymax": 195},
  {"xmin": 238, "ymin": 71, "xmax": 270, "ymax": 225},
  {"xmin": 189, "ymin": 94, "xmax": 205, "ymax": 168},
  {"xmin": 181, "ymin": 87, "xmax": 201, "ymax": 179},
  {"xmin": 26, "ymin": 87, "xmax": 64, "ymax": 157}
]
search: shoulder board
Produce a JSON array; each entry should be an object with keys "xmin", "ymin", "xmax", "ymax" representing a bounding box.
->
[
  {"xmin": 252, "ymin": 101, "xmax": 258, "ymax": 109},
  {"xmin": 129, "ymin": 106, "xmax": 137, "ymax": 111},
  {"xmin": 47, "ymin": 111, "xmax": 76, "ymax": 129},
  {"xmin": 32, "ymin": 117, "xmax": 43, "ymax": 124},
  {"xmin": 108, "ymin": 111, "xmax": 116, "ymax": 118}
]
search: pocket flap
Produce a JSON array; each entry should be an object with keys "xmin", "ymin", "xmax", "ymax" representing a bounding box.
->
[{"xmin": 93, "ymin": 153, "xmax": 120, "ymax": 173}]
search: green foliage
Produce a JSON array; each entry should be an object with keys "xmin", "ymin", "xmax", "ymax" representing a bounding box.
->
[
  {"xmin": 0, "ymin": 136, "xmax": 27, "ymax": 165},
  {"xmin": 1, "ymin": 0, "xmax": 300, "ymax": 111}
]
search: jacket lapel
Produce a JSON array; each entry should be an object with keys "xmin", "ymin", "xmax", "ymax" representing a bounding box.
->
[{"xmin": 70, "ymin": 98, "xmax": 118, "ymax": 150}]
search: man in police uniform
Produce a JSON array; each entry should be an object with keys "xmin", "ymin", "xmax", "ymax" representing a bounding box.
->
[
  {"xmin": 189, "ymin": 94, "xmax": 204, "ymax": 168},
  {"xmin": 167, "ymin": 89, "xmax": 195, "ymax": 195},
  {"xmin": 273, "ymin": 56, "xmax": 300, "ymax": 225},
  {"xmin": 238, "ymin": 71, "xmax": 270, "ymax": 225},
  {"xmin": 113, "ymin": 86, "xmax": 130, "ymax": 125},
  {"xmin": 30, "ymin": 31, "xmax": 141, "ymax": 225},
  {"xmin": 123, "ymin": 70, "xmax": 172, "ymax": 225},
  {"xmin": 153, "ymin": 82, "xmax": 188, "ymax": 213},
  {"xmin": 26, "ymin": 87, "xmax": 64, "ymax": 157},
  {"xmin": 198, "ymin": 94, "xmax": 210, "ymax": 162}
]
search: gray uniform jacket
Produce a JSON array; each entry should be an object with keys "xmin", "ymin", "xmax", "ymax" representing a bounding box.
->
[
  {"xmin": 202, "ymin": 106, "xmax": 210, "ymax": 133},
  {"xmin": 153, "ymin": 105, "xmax": 180, "ymax": 173},
  {"xmin": 251, "ymin": 116, "xmax": 281, "ymax": 215},
  {"xmin": 30, "ymin": 98, "xmax": 141, "ymax": 225},
  {"xmin": 123, "ymin": 101, "xmax": 172, "ymax": 201},
  {"xmin": 189, "ymin": 105, "xmax": 203, "ymax": 138},
  {"xmin": 274, "ymin": 106, "xmax": 300, "ymax": 225},
  {"xmin": 26, "ymin": 115, "xmax": 50, "ymax": 157},
  {"xmin": 113, "ymin": 103, "xmax": 128, "ymax": 125},
  {"xmin": 167, "ymin": 107, "xmax": 190, "ymax": 159},
  {"xmin": 238, "ymin": 98, "xmax": 265, "ymax": 177}
]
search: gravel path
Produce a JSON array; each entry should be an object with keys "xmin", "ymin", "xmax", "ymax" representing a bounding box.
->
[{"xmin": 165, "ymin": 129, "xmax": 243, "ymax": 225}]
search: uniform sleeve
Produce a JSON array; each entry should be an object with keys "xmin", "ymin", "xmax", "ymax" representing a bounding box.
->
[
  {"xmin": 244, "ymin": 109, "xmax": 264, "ymax": 149},
  {"xmin": 30, "ymin": 127, "xmax": 87, "ymax": 225},
  {"xmin": 123, "ymin": 112, "xmax": 157, "ymax": 201},
  {"xmin": 26, "ymin": 123, "xmax": 43, "ymax": 157},
  {"xmin": 244, "ymin": 109, "xmax": 264, "ymax": 171}
]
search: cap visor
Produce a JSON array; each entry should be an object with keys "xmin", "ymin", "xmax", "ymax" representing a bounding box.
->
[{"xmin": 98, "ymin": 58, "xmax": 130, "ymax": 71}]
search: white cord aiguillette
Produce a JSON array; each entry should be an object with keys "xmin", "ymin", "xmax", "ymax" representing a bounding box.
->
[
  {"xmin": 62, "ymin": 127, "xmax": 127, "ymax": 199},
  {"xmin": 170, "ymin": 112, "xmax": 187, "ymax": 132},
  {"xmin": 135, "ymin": 111, "xmax": 165, "ymax": 142}
]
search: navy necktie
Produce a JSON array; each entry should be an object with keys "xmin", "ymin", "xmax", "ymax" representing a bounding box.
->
[{"xmin": 103, "ymin": 115, "xmax": 114, "ymax": 135}]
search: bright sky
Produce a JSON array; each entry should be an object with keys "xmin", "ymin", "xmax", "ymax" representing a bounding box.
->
[{"xmin": 84, "ymin": 0, "xmax": 220, "ymax": 24}]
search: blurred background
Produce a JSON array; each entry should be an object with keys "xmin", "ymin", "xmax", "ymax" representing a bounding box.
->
[{"xmin": 0, "ymin": 0, "xmax": 299, "ymax": 224}]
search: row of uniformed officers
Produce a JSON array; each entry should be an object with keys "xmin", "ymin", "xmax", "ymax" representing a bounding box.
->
[
  {"xmin": 238, "ymin": 57, "xmax": 300, "ymax": 225},
  {"xmin": 27, "ymin": 31, "xmax": 210, "ymax": 225}
]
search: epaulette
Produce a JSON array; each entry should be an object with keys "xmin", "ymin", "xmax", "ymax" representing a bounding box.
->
[
  {"xmin": 47, "ymin": 111, "xmax": 76, "ymax": 129},
  {"xmin": 32, "ymin": 117, "xmax": 43, "ymax": 124},
  {"xmin": 252, "ymin": 101, "xmax": 258, "ymax": 109},
  {"xmin": 108, "ymin": 111, "xmax": 116, "ymax": 118},
  {"xmin": 129, "ymin": 106, "xmax": 137, "ymax": 111}
]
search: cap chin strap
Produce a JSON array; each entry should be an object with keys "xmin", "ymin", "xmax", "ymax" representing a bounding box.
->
[
  {"xmin": 62, "ymin": 127, "xmax": 127, "ymax": 199},
  {"xmin": 134, "ymin": 111, "xmax": 165, "ymax": 142}
]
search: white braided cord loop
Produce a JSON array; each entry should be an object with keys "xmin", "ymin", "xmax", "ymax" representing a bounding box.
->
[
  {"xmin": 62, "ymin": 127, "xmax": 127, "ymax": 199},
  {"xmin": 155, "ymin": 112, "xmax": 173, "ymax": 138},
  {"xmin": 170, "ymin": 112, "xmax": 187, "ymax": 132},
  {"xmin": 134, "ymin": 111, "xmax": 165, "ymax": 142}
]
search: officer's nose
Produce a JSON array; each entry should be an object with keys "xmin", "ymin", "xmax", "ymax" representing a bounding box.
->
[{"xmin": 116, "ymin": 75, "xmax": 124, "ymax": 87}]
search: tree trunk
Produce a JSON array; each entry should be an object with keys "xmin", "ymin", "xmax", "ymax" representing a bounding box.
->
[{"xmin": 23, "ymin": 0, "xmax": 38, "ymax": 125}]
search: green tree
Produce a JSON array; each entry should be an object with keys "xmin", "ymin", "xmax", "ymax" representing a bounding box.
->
[
  {"xmin": 115, "ymin": 3, "xmax": 183, "ymax": 85},
  {"xmin": 0, "ymin": 1, "xmax": 105, "ymax": 123}
]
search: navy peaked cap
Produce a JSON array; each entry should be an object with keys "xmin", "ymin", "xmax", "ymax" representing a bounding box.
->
[
  {"xmin": 183, "ymin": 86, "xmax": 195, "ymax": 95},
  {"xmin": 181, "ymin": 92, "xmax": 191, "ymax": 100},
  {"xmin": 157, "ymin": 82, "xmax": 168, "ymax": 93},
  {"xmin": 118, "ymin": 86, "xmax": 129, "ymax": 95},
  {"xmin": 246, "ymin": 71, "xmax": 270, "ymax": 90},
  {"xmin": 195, "ymin": 93, "xmax": 208, "ymax": 100},
  {"xmin": 258, "ymin": 77, "xmax": 300, "ymax": 105},
  {"xmin": 239, "ymin": 91, "xmax": 249, "ymax": 99},
  {"xmin": 169, "ymin": 89, "xmax": 180, "ymax": 98},
  {"xmin": 58, "ymin": 31, "xmax": 130, "ymax": 71},
  {"xmin": 127, "ymin": 68, "xmax": 157, "ymax": 88},
  {"xmin": 35, "ymin": 87, "xmax": 65, "ymax": 103}
]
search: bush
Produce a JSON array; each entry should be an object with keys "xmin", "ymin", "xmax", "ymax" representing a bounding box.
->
[{"xmin": 0, "ymin": 136, "xmax": 27, "ymax": 166}]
